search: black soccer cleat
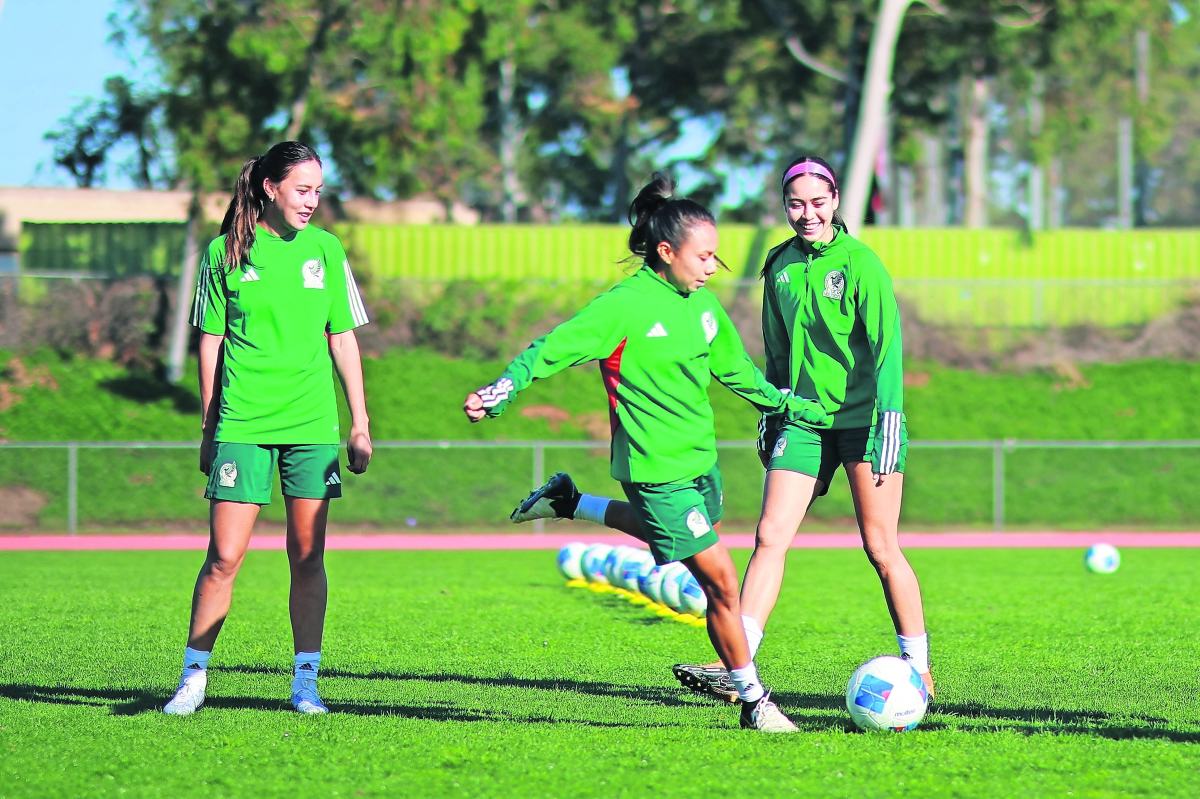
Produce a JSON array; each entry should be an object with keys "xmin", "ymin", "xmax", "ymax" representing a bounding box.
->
[
  {"xmin": 510, "ymin": 472, "xmax": 582, "ymax": 523},
  {"xmin": 672, "ymin": 663, "xmax": 739, "ymax": 702}
]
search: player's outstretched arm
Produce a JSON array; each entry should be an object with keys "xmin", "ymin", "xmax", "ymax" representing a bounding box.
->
[{"xmin": 330, "ymin": 330, "xmax": 373, "ymax": 474}]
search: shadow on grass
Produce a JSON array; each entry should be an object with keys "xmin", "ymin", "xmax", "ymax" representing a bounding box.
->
[
  {"xmin": 0, "ymin": 681, "xmax": 659, "ymax": 727},
  {"xmin": 99, "ymin": 371, "xmax": 201, "ymax": 414}
]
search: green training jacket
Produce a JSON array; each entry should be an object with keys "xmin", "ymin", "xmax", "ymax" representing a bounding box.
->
[
  {"xmin": 477, "ymin": 265, "xmax": 797, "ymax": 483},
  {"xmin": 761, "ymin": 225, "xmax": 903, "ymax": 429}
]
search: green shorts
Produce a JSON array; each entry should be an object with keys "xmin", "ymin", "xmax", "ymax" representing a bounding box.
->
[
  {"xmin": 765, "ymin": 419, "xmax": 907, "ymax": 496},
  {"xmin": 621, "ymin": 463, "xmax": 723, "ymax": 565},
  {"xmin": 205, "ymin": 443, "xmax": 342, "ymax": 505}
]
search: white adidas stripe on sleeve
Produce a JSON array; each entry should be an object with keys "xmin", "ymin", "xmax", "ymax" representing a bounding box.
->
[{"xmin": 343, "ymin": 260, "xmax": 370, "ymax": 326}]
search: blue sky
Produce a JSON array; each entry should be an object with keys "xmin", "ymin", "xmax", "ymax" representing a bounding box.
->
[{"xmin": 0, "ymin": 0, "xmax": 136, "ymax": 187}]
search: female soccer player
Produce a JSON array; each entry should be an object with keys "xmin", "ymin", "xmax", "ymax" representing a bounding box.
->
[
  {"xmin": 464, "ymin": 174, "xmax": 826, "ymax": 733},
  {"xmin": 163, "ymin": 141, "xmax": 372, "ymax": 716},
  {"xmin": 515, "ymin": 157, "xmax": 933, "ymax": 700}
]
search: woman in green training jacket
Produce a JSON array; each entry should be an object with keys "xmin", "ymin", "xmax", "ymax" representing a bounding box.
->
[
  {"xmin": 463, "ymin": 174, "xmax": 825, "ymax": 733},
  {"xmin": 715, "ymin": 155, "xmax": 933, "ymax": 695}
]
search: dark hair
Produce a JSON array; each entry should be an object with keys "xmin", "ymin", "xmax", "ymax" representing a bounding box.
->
[
  {"xmin": 781, "ymin": 155, "xmax": 848, "ymax": 233},
  {"xmin": 627, "ymin": 172, "xmax": 726, "ymax": 271},
  {"xmin": 220, "ymin": 141, "xmax": 322, "ymax": 270}
]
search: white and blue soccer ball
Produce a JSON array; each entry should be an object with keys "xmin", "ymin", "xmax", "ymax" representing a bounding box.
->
[
  {"xmin": 659, "ymin": 562, "xmax": 691, "ymax": 612},
  {"xmin": 845, "ymin": 655, "xmax": 929, "ymax": 732},
  {"xmin": 618, "ymin": 549, "xmax": 652, "ymax": 591},
  {"xmin": 603, "ymin": 545, "xmax": 633, "ymax": 586},
  {"xmin": 634, "ymin": 555, "xmax": 659, "ymax": 596},
  {"xmin": 581, "ymin": 543, "xmax": 614, "ymax": 583},
  {"xmin": 1085, "ymin": 543, "xmax": 1121, "ymax": 574},
  {"xmin": 556, "ymin": 542, "xmax": 589, "ymax": 580},
  {"xmin": 678, "ymin": 572, "xmax": 708, "ymax": 617},
  {"xmin": 641, "ymin": 563, "xmax": 668, "ymax": 604}
]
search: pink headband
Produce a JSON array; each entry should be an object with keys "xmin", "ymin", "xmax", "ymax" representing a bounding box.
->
[{"xmin": 782, "ymin": 162, "xmax": 836, "ymax": 190}]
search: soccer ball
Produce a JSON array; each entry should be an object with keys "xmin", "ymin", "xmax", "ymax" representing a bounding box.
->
[
  {"xmin": 659, "ymin": 562, "xmax": 691, "ymax": 612},
  {"xmin": 640, "ymin": 563, "xmax": 668, "ymax": 604},
  {"xmin": 581, "ymin": 543, "xmax": 614, "ymax": 583},
  {"xmin": 603, "ymin": 546, "xmax": 633, "ymax": 586},
  {"xmin": 618, "ymin": 550, "xmax": 652, "ymax": 591},
  {"xmin": 634, "ymin": 555, "xmax": 659, "ymax": 596},
  {"xmin": 556, "ymin": 542, "xmax": 589, "ymax": 580},
  {"xmin": 845, "ymin": 655, "xmax": 929, "ymax": 732},
  {"xmin": 1085, "ymin": 543, "xmax": 1121, "ymax": 574},
  {"xmin": 678, "ymin": 572, "xmax": 708, "ymax": 617}
]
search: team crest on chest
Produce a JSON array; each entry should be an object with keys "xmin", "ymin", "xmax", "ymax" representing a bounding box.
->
[
  {"xmin": 701, "ymin": 310, "xmax": 718, "ymax": 344},
  {"xmin": 823, "ymin": 270, "xmax": 846, "ymax": 300},
  {"xmin": 302, "ymin": 259, "xmax": 325, "ymax": 289}
]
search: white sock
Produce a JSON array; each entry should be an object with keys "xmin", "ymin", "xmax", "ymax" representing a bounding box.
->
[
  {"xmin": 898, "ymin": 633, "xmax": 929, "ymax": 674},
  {"xmin": 294, "ymin": 651, "xmax": 321, "ymax": 682},
  {"xmin": 742, "ymin": 615, "xmax": 764, "ymax": 660},
  {"xmin": 729, "ymin": 662, "xmax": 765, "ymax": 704},
  {"xmin": 182, "ymin": 647, "xmax": 211, "ymax": 682},
  {"xmin": 574, "ymin": 494, "xmax": 611, "ymax": 525}
]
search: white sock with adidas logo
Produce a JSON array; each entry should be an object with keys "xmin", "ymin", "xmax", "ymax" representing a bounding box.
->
[
  {"xmin": 294, "ymin": 651, "xmax": 321, "ymax": 683},
  {"xmin": 182, "ymin": 646, "xmax": 211, "ymax": 683}
]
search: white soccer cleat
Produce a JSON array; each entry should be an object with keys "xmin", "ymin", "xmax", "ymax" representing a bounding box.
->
[
  {"xmin": 740, "ymin": 691, "xmax": 799, "ymax": 733},
  {"xmin": 291, "ymin": 678, "xmax": 329, "ymax": 714},
  {"xmin": 163, "ymin": 674, "xmax": 207, "ymax": 716},
  {"xmin": 510, "ymin": 472, "xmax": 581, "ymax": 523}
]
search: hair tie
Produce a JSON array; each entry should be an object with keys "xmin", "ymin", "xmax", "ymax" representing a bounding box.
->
[{"xmin": 782, "ymin": 162, "xmax": 836, "ymax": 190}]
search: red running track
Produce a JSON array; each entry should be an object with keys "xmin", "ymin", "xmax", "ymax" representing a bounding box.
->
[{"xmin": 2, "ymin": 532, "xmax": 1200, "ymax": 551}]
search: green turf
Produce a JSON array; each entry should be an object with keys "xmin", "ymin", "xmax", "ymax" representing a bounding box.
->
[{"xmin": 1, "ymin": 548, "xmax": 1198, "ymax": 797}]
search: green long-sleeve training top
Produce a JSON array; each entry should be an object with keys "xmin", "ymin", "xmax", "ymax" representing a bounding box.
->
[
  {"xmin": 478, "ymin": 265, "xmax": 795, "ymax": 484},
  {"xmin": 761, "ymin": 226, "xmax": 904, "ymax": 429}
]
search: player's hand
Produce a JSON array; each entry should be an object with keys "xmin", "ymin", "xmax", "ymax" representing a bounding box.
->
[
  {"xmin": 347, "ymin": 427, "xmax": 373, "ymax": 474},
  {"xmin": 199, "ymin": 434, "xmax": 214, "ymax": 475},
  {"xmin": 872, "ymin": 472, "xmax": 887, "ymax": 487},
  {"xmin": 463, "ymin": 392, "xmax": 486, "ymax": 423}
]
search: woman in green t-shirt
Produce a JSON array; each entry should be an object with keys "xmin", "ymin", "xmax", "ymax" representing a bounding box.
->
[{"xmin": 163, "ymin": 141, "xmax": 373, "ymax": 717}]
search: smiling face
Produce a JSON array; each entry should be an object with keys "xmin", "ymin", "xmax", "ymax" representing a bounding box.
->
[
  {"xmin": 784, "ymin": 174, "xmax": 839, "ymax": 244},
  {"xmin": 655, "ymin": 222, "xmax": 720, "ymax": 293},
  {"xmin": 262, "ymin": 159, "xmax": 323, "ymax": 233}
]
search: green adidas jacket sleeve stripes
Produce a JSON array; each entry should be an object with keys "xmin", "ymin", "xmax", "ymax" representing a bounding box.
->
[
  {"xmin": 473, "ymin": 266, "xmax": 798, "ymax": 484},
  {"xmin": 477, "ymin": 291, "xmax": 630, "ymax": 417},
  {"xmin": 850, "ymin": 252, "xmax": 904, "ymax": 417}
]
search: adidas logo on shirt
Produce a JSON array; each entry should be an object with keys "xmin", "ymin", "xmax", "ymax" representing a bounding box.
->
[
  {"xmin": 240, "ymin": 267, "xmax": 261, "ymax": 282},
  {"xmin": 776, "ymin": 271, "xmax": 791, "ymax": 284},
  {"xmin": 646, "ymin": 322, "xmax": 669, "ymax": 338},
  {"xmin": 325, "ymin": 473, "xmax": 342, "ymax": 486}
]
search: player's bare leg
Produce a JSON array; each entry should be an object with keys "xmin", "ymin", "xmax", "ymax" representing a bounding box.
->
[
  {"xmin": 845, "ymin": 462, "xmax": 934, "ymax": 696},
  {"xmin": 285, "ymin": 497, "xmax": 330, "ymax": 654},
  {"xmin": 187, "ymin": 500, "xmax": 260, "ymax": 650},
  {"xmin": 166, "ymin": 501, "xmax": 258, "ymax": 715}
]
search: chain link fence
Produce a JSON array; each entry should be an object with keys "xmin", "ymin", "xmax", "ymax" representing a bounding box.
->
[{"xmin": 2, "ymin": 439, "xmax": 1199, "ymax": 534}]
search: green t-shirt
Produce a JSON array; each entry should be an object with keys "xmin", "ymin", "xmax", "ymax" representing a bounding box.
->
[{"xmin": 189, "ymin": 225, "xmax": 369, "ymax": 444}]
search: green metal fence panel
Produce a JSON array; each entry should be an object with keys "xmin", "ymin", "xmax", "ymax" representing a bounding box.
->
[{"xmin": 20, "ymin": 222, "xmax": 188, "ymax": 276}]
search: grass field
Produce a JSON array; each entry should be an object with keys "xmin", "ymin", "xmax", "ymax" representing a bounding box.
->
[{"xmin": 1, "ymin": 547, "xmax": 1199, "ymax": 797}]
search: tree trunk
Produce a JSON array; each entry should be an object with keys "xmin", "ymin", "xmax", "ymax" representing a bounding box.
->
[
  {"xmin": 842, "ymin": 0, "xmax": 912, "ymax": 232},
  {"xmin": 919, "ymin": 130, "xmax": 944, "ymax": 226},
  {"xmin": 167, "ymin": 198, "xmax": 200, "ymax": 384},
  {"xmin": 963, "ymin": 76, "xmax": 990, "ymax": 228},
  {"xmin": 1048, "ymin": 157, "xmax": 1064, "ymax": 228},
  {"xmin": 498, "ymin": 41, "xmax": 521, "ymax": 224}
]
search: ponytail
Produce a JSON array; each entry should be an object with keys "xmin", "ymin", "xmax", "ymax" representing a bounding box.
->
[
  {"xmin": 219, "ymin": 141, "xmax": 322, "ymax": 270},
  {"xmin": 627, "ymin": 172, "xmax": 725, "ymax": 270}
]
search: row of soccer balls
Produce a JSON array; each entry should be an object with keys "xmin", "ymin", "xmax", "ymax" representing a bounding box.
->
[
  {"xmin": 557, "ymin": 541, "xmax": 930, "ymax": 732},
  {"xmin": 558, "ymin": 542, "xmax": 709, "ymax": 618}
]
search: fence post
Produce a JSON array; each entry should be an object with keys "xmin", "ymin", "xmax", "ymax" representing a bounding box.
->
[
  {"xmin": 992, "ymin": 441, "xmax": 1005, "ymax": 532},
  {"xmin": 532, "ymin": 443, "xmax": 545, "ymax": 535},
  {"xmin": 67, "ymin": 442, "xmax": 78, "ymax": 536}
]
